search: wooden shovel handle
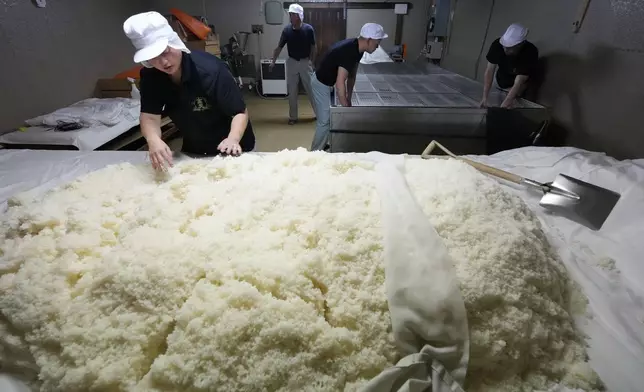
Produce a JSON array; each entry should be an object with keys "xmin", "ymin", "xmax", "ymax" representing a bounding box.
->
[
  {"xmin": 421, "ymin": 141, "xmax": 523, "ymax": 184},
  {"xmin": 456, "ymin": 157, "xmax": 523, "ymax": 184}
]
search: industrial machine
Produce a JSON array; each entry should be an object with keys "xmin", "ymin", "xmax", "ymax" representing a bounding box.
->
[
  {"xmin": 220, "ymin": 31, "xmax": 256, "ymax": 88},
  {"xmin": 329, "ymin": 62, "xmax": 549, "ymax": 155},
  {"xmin": 260, "ymin": 59, "xmax": 288, "ymax": 96}
]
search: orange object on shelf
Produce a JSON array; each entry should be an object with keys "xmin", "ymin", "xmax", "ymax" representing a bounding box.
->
[
  {"xmin": 170, "ymin": 8, "xmax": 211, "ymax": 40},
  {"xmin": 402, "ymin": 44, "xmax": 407, "ymax": 58},
  {"xmin": 114, "ymin": 66, "xmax": 144, "ymax": 79}
]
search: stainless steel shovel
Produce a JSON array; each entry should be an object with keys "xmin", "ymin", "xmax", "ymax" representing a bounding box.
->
[{"xmin": 421, "ymin": 141, "xmax": 621, "ymax": 231}]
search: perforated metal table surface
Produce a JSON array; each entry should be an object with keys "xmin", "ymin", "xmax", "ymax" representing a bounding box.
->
[{"xmin": 333, "ymin": 62, "xmax": 542, "ymax": 109}]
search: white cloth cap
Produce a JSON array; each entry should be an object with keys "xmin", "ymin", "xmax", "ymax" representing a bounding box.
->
[
  {"xmin": 288, "ymin": 4, "xmax": 304, "ymax": 22},
  {"xmin": 499, "ymin": 23, "xmax": 528, "ymax": 47},
  {"xmin": 123, "ymin": 11, "xmax": 190, "ymax": 66},
  {"xmin": 359, "ymin": 23, "xmax": 388, "ymax": 40}
]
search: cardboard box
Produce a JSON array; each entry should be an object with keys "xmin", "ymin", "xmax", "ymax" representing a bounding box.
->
[
  {"xmin": 205, "ymin": 42, "xmax": 220, "ymax": 56},
  {"xmin": 169, "ymin": 16, "xmax": 220, "ymax": 56},
  {"xmin": 94, "ymin": 79, "xmax": 135, "ymax": 98},
  {"xmin": 205, "ymin": 33, "xmax": 220, "ymax": 56},
  {"xmin": 185, "ymin": 40, "xmax": 206, "ymax": 51},
  {"xmin": 185, "ymin": 36, "xmax": 220, "ymax": 55}
]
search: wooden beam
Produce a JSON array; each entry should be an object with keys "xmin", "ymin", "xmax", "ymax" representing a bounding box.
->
[{"xmin": 283, "ymin": 2, "xmax": 413, "ymax": 10}]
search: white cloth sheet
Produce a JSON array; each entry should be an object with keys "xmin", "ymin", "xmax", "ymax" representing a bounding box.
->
[
  {"xmin": 0, "ymin": 147, "xmax": 643, "ymax": 392},
  {"xmin": 365, "ymin": 156, "xmax": 469, "ymax": 391},
  {"xmin": 25, "ymin": 98, "xmax": 140, "ymax": 128},
  {"xmin": 0, "ymin": 118, "xmax": 139, "ymax": 151},
  {"xmin": 0, "ymin": 150, "xmax": 147, "ymax": 212},
  {"xmin": 361, "ymin": 46, "xmax": 394, "ymax": 64},
  {"xmin": 466, "ymin": 147, "xmax": 644, "ymax": 392}
]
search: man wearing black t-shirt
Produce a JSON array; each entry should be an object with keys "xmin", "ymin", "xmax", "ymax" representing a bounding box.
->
[
  {"xmin": 270, "ymin": 3, "xmax": 317, "ymax": 125},
  {"xmin": 123, "ymin": 12, "xmax": 255, "ymax": 171},
  {"xmin": 480, "ymin": 23, "xmax": 538, "ymax": 109},
  {"xmin": 310, "ymin": 23, "xmax": 388, "ymax": 151}
]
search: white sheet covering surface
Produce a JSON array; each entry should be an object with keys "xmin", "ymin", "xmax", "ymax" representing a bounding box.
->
[
  {"xmin": 0, "ymin": 118, "xmax": 139, "ymax": 151},
  {"xmin": 466, "ymin": 147, "xmax": 644, "ymax": 392},
  {"xmin": 0, "ymin": 147, "xmax": 643, "ymax": 392},
  {"xmin": 24, "ymin": 98, "xmax": 140, "ymax": 128},
  {"xmin": 360, "ymin": 46, "xmax": 394, "ymax": 64}
]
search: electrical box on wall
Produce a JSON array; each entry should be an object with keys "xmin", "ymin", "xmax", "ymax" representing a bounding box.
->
[
  {"xmin": 425, "ymin": 42, "xmax": 444, "ymax": 59},
  {"xmin": 265, "ymin": 1, "xmax": 283, "ymax": 25},
  {"xmin": 431, "ymin": 0, "xmax": 451, "ymax": 37},
  {"xmin": 394, "ymin": 4, "xmax": 408, "ymax": 15}
]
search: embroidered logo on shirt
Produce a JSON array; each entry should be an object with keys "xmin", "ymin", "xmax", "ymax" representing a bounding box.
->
[{"xmin": 192, "ymin": 97, "xmax": 211, "ymax": 112}]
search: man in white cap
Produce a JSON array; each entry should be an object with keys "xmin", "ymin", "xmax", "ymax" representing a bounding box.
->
[
  {"xmin": 480, "ymin": 23, "xmax": 539, "ymax": 109},
  {"xmin": 123, "ymin": 11, "xmax": 255, "ymax": 170},
  {"xmin": 309, "ymin": 23, "xmax": 387, "ymax": 151},
  {"xmin": 270, "ymin": 3, "xmax": 317, "ymax": 125}
]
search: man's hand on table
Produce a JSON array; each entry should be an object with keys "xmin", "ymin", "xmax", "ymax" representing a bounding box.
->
[
  {"xmin": 218, "ymin": 137, "xmax": 242, "ymax": 156},
  {"xmin": 500, "ymin": 99, "xmax": 514, "ymax": 109},
  {"xmin": 147, "ymin": 137, "xmax": 173, "ymax": 171}
]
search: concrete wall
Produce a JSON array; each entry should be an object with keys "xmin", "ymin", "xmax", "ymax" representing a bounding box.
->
[
  {"xmin": 0, "ymin": 0, "xmax": 150, "ymax": 132},
  {"xmin": 149, "ymin": 0, "xmax": 429, "ymax": 67},
  {"xmin": 442, "ymin": 0, "xmax": 644, "ymax": 159}
]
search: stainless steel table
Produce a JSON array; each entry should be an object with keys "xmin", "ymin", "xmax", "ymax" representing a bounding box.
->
[{"xmin": 330, "ymin": 62, "xmax": 549, "ymax": 155}]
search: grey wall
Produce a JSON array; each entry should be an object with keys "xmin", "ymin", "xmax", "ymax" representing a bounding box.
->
[
  {"xmin": 442, "ymin": 0, "xmax": 644, "ymax": 159},
  {"xmin": 346, "ymin": 9, "xmax": 398, "ymax": 53},
  {"xmin": 0, "ymin": 0, "xmax": 150, "ymax": 132},
  {"xmin": 149, "ymin": 0, "xmax": 430, "ymax": 67}
]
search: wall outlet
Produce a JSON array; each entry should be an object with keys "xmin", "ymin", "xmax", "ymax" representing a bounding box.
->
[{"xmin": 252, "ymin": 24, "xmax": 264, "ymax": 34}]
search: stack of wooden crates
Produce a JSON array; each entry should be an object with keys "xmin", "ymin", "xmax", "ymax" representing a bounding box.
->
[{"xmin": 204, "ymin": 33, "xmax": 221, "ymax": 57}]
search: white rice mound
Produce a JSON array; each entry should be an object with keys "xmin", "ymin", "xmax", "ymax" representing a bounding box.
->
[{"xmin": 0, "ymin": 150, "xmax": 602, "ymax": 392}]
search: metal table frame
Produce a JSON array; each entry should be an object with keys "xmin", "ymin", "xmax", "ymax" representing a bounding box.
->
[{"xmin": 329, "ymin": 62, "xmax": 549, "ymax": 155}]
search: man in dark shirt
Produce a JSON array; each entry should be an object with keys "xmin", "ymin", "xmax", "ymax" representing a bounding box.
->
[
  {"xmin": 270, "ymin": 3, "xmax": 317, "ymax": 125},
  {"xmin": 310, "ymin": 23, "xmax": 388, "ymax": 151},
  {"xmin": 481, "ymin": 23, "xmax": 539, "ymax": 109},
  {"xmin": 123, "ymin": 11, "xmax": 254, "ymax": 170}
]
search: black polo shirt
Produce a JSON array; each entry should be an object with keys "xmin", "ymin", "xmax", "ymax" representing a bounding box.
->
[
  {"xmin": 139, "ymin": 51, "xmax": 255, "ymax": 155},
  {"xmin": 486, "ymin": 38, "xmax": 539, "ymax": 89},
  {"xmin": 278, "ymin": 23, "xmax": 316, "ymax": 60},
  {"xmin": 315, "ymin": 38, "xmax": 362, "ymax": 86}
]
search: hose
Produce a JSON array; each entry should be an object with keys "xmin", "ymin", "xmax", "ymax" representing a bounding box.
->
[{"xmin": 474, "ymin": 0, "xmax": 496, "ymax": 80}]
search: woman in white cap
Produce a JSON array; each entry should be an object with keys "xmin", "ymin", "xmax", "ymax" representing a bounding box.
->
[
  {"xmin": 270, "ymin": 3, "xmax": 317, "ymax": 125},
  {"xmin": 123, "ymin": 12, "xmax": 255, "ymax": 170},
  {"xmin": 309, "ymin": 23, "xmax": 388, "ymax": 151},
  {"xmin": 480, "ymin": 23, "xmax": 539, "ymax": 109}
]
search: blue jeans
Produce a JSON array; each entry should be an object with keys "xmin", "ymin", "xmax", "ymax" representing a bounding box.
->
[{"xmin": 310, "ymin": 72, "xmax": 333, "ymax": 151}]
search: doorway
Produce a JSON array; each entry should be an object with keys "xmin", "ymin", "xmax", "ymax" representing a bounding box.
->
[{"xmin": 304, "ymin": 7, "xmax": 347, "ymax": 69}]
